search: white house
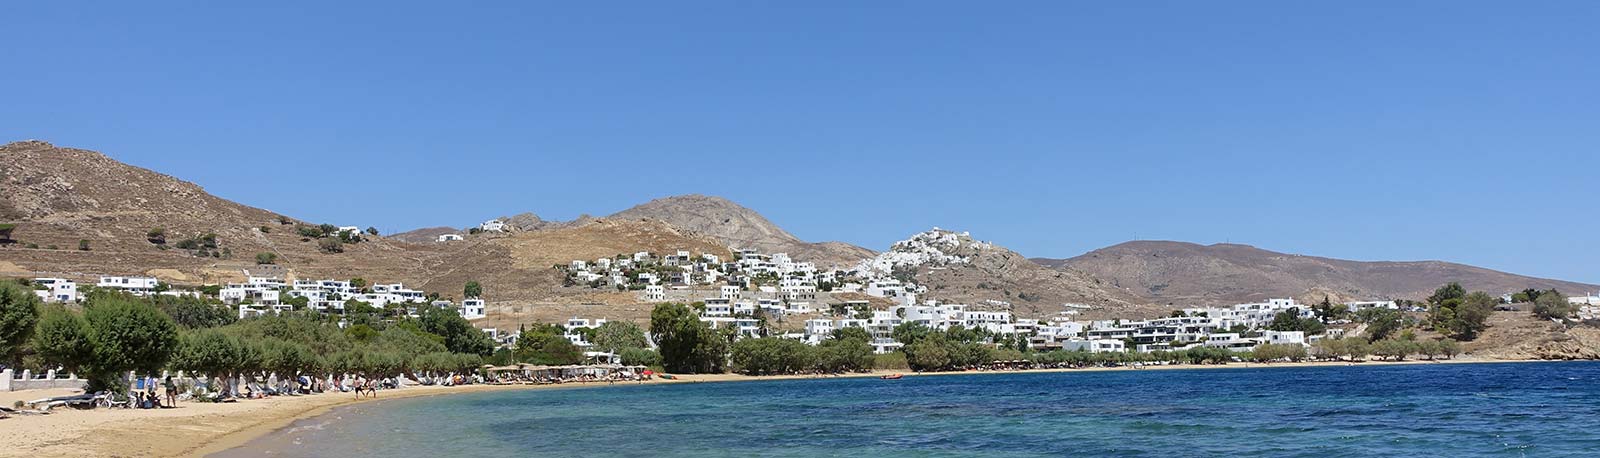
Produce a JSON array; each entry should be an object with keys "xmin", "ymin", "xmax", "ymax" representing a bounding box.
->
[
  {"xmin": 460, "ymin": 298, "xmax": 486, "ymax": 319},
  {"xmin": 1568, "ymin": 294, "xmax": 1600, "ymax": 306},
  {"xmin": 479, "ymin": 219, "xmax": 507, "ymax": 232},
  {"xmin": 97, "ymin": 276, "xmax": 159, "ymax": 295},
  {"xmin": 437, "ymin": 233, "xmax": 464, "ymax": 242},
  {"xmin": 644, "ymin": 285, "xmax": 666, "ymax": 301},
  {"xmin": 1061, "ymin": 339, "xmax": 1126, "ymax": 353},
  {"xmin": 32, "ymin": 278, "xmax": 78, "ymax": 303}
]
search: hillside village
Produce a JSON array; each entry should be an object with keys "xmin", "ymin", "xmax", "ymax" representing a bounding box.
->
[{"xmin": 22, "ymin": 229, "xmax": 1600, "ymax": 364}]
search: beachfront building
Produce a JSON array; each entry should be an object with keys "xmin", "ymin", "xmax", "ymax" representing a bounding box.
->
[
  {"xmin": 32, "ymin": 278, "xmax": 78, "ymax": 303},
  {"xmin": 1061, "ymin": 339, "xmax": 1126, "ymax": 353}
]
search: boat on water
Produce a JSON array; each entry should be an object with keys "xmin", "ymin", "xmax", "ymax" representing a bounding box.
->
[{"xmin": 879, "ymin": 374, "xmax": 903, "ymax": 380}]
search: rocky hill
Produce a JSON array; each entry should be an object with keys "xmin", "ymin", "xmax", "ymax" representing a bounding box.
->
[
  {"xmin": 1040, "ymin": 241, "xmax": 1600, "ymax": 305},
  {"xmin": 0, "ymin": 142, "xmax": 733, "ymax": 312},
  {"xmin": 0, "ymin": 140, "xmax": 432, "ymax": 285},
  {"xmin": 864, "ymin": 229, "xmax": 1159, "ymax": 319},
  {"xmin": 608, "ymin": 194, "xmax": 874, "ymax": 267}
]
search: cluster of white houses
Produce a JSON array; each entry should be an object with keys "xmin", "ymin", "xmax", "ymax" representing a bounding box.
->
[
  {"xmin": 25, "ymin": 274, "xmax": 486, "ymax": 321},
  {"xmin": 791, "ymin": 297, "xmax": 1381, "ymax": 354}
]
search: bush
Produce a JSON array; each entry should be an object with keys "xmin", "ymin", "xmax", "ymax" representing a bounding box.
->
[
  {"xmin": 317, "ymin": 237, "xmax": 344, "ymax": 253},
  {"xmin": 78, "ymin": 239, "xmax": 91, "ymax": 251},
  {"xmin": 1533, "ymin": 292, "xmax": 1576, "ymax": 320}
]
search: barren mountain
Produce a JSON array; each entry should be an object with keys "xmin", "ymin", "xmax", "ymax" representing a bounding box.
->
[
  {"xmin": 388, "ymin": 226, "xmax": 463, "ymax": 243},
  {"xmin": 1042, "ymin": 241, "xmax": 1600, "ymax": 305},
  {"xmin": 864, "ymin": 229, "xmax": 1160, "ymax": 319},
  {"xmin": 608, "ymin": 194, "xmax": 874, "ymax": 267},
  {"xmin": 0, "ymin": 140, "xmax": 432, "ymax": 284}
]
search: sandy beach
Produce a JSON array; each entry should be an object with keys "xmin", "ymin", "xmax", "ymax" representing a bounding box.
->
[{"xmin": 0, "ymin": 357, "xmax": 1517, "ymax": 458}]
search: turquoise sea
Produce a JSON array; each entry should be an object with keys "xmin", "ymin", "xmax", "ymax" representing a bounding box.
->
[{"xmin": 216, "ymin": 362, "xmax": 1600, "ymax": 457}]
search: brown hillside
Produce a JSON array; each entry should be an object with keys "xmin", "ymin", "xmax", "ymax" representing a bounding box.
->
[
  {"xmin": 1043, "ymin": 241, "xmax": 1600, "ymax": 305},
  {"xmin": 0, "ymin": 142, "xmax": 733, "ymax": 315},
  {"xmin": 871, "ymin": 229, "xmax": 1160, "ymax": 320},
  {"xmin": 609, "ymin": 194, "xmax": 874, "ymax": 267}
]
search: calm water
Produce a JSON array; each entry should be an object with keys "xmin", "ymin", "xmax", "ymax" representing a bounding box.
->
[{"xmin": 218, "ymin": 362, "xmax": 1600, "ymax": 457}]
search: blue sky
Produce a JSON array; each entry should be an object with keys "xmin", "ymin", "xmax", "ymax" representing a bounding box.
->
[{"xmin": 3, "ymin": 2, "xmax": 1596, "ymax": 284}]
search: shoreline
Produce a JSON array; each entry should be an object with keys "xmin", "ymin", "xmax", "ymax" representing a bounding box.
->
[{"xmin": 0, "ymin": 357, "xmax": 1566, "ymax": 458}]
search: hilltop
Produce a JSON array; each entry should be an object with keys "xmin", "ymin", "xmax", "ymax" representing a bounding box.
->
[
  {"xmin": 863, "ymin": 229, "xmax": 1158, "ymax": 319},
  {"xmin": 608, "ymin": 195, "xmax": 874, "ymax": 268},
  {"xmin": 1040, "ymin": 241, "xmax": 1600, "ymax": 305}
]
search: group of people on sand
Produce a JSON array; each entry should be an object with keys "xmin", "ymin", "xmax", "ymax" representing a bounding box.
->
[
  {"xmin": 346, "ymin": 376, "xmax": 383, "ymax": 398},
  {"xmin": 489, "ymin": 371, "xmax": 650, "ymax": 386},
  {"xmin": 129, "ymin": 375, "xmax": 180, "ymax": 409}
]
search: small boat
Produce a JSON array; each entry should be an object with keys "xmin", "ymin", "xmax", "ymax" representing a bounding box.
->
[{"xmin": 879, "ymin": 374, "xmax": 903, "ymax": 380}]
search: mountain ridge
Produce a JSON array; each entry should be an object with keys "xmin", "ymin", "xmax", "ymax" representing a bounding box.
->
[{"xmin": 1038, "ymin": 240, "xmax": 1599, "ymax": 305}]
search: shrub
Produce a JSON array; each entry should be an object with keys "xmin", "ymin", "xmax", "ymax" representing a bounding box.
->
[
  {"xmin": 255, "ymin": 252, "xmax": 278, "ymax": 265},
  {"xmin": 317, "ymin": 237, "xmax": 344, "ymax": 253},
  {"xmin": 1533, "ymin": 292, "xmax": 1576, "ymax": 320}
]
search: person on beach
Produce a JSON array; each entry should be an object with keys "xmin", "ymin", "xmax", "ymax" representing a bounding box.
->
[{"xmin": 164, "ymin": 376, "xmax": 178, "ymax": 407}]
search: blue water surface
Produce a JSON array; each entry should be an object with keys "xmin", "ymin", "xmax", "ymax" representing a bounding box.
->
[{"xmin": 219, "ymin": 362, "xmax": 1600, "ymax": 457}]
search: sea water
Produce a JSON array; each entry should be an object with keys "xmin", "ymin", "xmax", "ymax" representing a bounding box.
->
[{"xmin": 215, "ymin": 361, "xmax": 1600, "ymax": 457}]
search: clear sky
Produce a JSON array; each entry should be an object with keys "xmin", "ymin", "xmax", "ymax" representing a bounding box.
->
[{"xmin": 3, "ymin": 2, "xmax": 1596, "ymax": 284}]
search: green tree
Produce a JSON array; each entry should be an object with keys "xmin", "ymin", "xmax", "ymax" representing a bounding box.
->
[
  {"xmin": 651, "ymin": 303, "xmax": 723, "ymax": 373},
  {"xmin": 464, "ymin": 281, "xmax": 483, "ymax": 299},
  {"xmin": 1312, "ymin": 297, "xmax": 1349, "ymax": 322},
  {"xmin": 365, "ymin": 227, "xmax": 379, "ymax": 236},
  {"xmin": 1267, "ymin": 308, "xmax": 1326, "ymax": 335},
  {"xmin": 1428, "ymin": 282, "xmax": 1467, "ymax": 305},
  {"xmin": 1532, "ymin": 291, "xmax": 1575, "ymax": 320},
  {"xmin": 591, "ymin": 321, "xmax": 649, "ymax": 353},
  {"xmin": 1356, "ymin": 307, "xmax": 1406, "ymax": 342},
  {"xmin": 619, "ymin": 347, "xmax": 662, "ymax": 367},
  {"xmin": 1430, "ymin": 289, "xmax": 1494, "ymax": 340},
  {"xmin": 418, "ymin": 306, "xmax": 494, "ymax": 356},
  {"xmin": 904, "ymin": 333, "xmax": 952, "ymax": 371},
  {"xmin": 152, "ymin": 295, "xmax": 236, "ymax": 328},
  {"xmin": 0, "ymin": 281, "xmax": 42, "ymax": 365},
  {"xmin": 255, "ymin": 252, "xmax": 278, "ymax": 265},
  {"xmin": 38, "ymin": 297, "xmax": 184, "ymax": 392},
  {"xmin": 515, "ymin": 332, "xmax": 583, "ymax": 365},
  {"xmin": 891, "ymin": 322, "xmax": 931, "ymax": 347},
  {"xmin": 831, "ymin": 326, "xmax": 872, "ymax": 343}
]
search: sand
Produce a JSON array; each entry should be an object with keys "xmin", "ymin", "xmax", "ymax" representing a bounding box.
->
[{"xmin": 0, "ymin": 357, "xmax": 1519, "ymax": 458}]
